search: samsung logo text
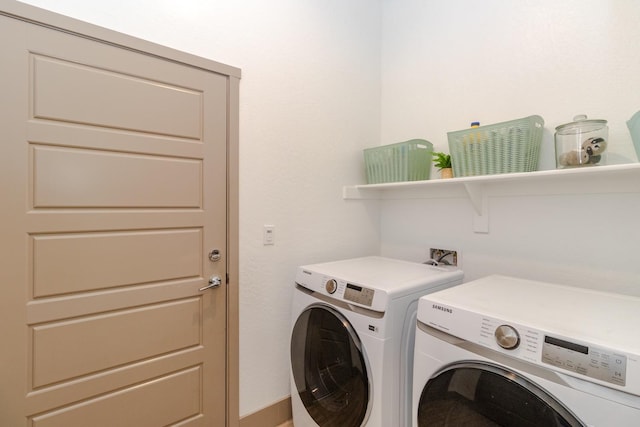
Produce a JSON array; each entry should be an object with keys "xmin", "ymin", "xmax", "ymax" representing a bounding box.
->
[{"xmin": 432, "ymin": 304, "xmax": 452, "ymax": 314}]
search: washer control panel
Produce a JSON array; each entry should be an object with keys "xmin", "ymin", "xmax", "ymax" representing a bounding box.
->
[
  {"xmin": 297, "ymin": 270, "xmax": 383, "ymax": 311},
  {"xmin": 541, "ymin": 335, "xmax": 627, "ymax": 387},
  {"xmin": 344, "ymin": 283, "xmax": 374, "ymax": 307}
]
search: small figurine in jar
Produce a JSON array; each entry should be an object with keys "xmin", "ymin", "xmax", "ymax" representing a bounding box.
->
[{"xmin": 582, "ymin": 137, "xmax": 607, "ymax": 164}]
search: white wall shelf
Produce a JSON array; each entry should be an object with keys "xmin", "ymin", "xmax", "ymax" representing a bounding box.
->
[{"xmin": 343, "ymin": 163, "xmax": 640, "ymax": 233}]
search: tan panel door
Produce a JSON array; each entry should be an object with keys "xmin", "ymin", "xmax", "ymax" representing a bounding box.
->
[{"xmin": 0, "ymin": 12, "xmax": 228, "ymax": 427}]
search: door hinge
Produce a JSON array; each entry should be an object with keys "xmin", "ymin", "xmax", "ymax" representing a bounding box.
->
[{"xmin": 226, "ymin": 272, "xmax": 229, "ymax": 284}]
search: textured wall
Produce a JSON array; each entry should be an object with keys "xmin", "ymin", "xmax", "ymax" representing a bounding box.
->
[
  {"xmin": 379, "ymin": 0, "xmax": 640, "ymax": 292},
  {"xmin": 381, "ymin": 0, "xmax": 640, "ymax": 165}
]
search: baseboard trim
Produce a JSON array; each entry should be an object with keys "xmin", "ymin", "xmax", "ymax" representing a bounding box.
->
[{"xmin": 239, "ymin": 396, "xmax": 292, "ymax": 427}]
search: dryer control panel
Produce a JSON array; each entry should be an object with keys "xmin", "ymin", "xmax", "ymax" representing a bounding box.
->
[
  {"xmin": 480, "ymin": 317, "xmax": 627, "ymax": 387},
  {"xmin": 418, "ymin": 275, "xmax": 640, "ymax": 397},
  {"xmin": 423, "ymin": 302, "xmax": 632, "ymax": 392},
  {"xmin": 541, "ymin": 335, "xmax": 627, "ymax": 387}
]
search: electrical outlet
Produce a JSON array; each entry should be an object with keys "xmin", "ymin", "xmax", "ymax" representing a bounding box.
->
[{"xmin": 430, "ymin": 248, "xmax": 458, "ymax": 266}]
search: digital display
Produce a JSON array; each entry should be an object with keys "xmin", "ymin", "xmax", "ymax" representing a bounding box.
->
[
  {"xmin": 346, "ymin": 283, "xmax": 362, "ymax": 292},
  {"xmin": 544, "ymin": 336, "xmax": 588, "ymax": 354}
]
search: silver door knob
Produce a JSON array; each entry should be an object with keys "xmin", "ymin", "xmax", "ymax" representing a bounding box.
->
[
  {"xmin": 209, "ymin": 249, "xmax": 221, "ymax": 262},
  {"xmin": 199, "ymin": 276, "xmax": 222, "ymax": 291}
]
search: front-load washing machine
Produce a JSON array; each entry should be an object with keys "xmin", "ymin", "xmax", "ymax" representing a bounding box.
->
[
  {"xmin": 412, "ymin": 275, "xmax": 640, "ymax": 426},
  {"xmin": 290, "ymin": 256, "xmax": 463, "ymax": 427}
]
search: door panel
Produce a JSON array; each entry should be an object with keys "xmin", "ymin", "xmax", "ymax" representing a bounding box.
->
[
  {"xmin": 32, "ymin": 54, "xmax": 203, "ymax": 139},
  {"xmin": 32, "ymin": 298, "xmax": 201, "ymax": 387},
  {"xmin": 32, "ymin": 229, "xmax": 202, "ymax": 296},
  {"xmin": 1, "ymin": 9, "xmax": 229, "ymax": 427},
  {"xmin": 32, "ymin": 145, "xmax": 203, "ymax": 208},
  {"xmin": 31, "ymin": 367, "xmax": 202, "ymax": 427}
]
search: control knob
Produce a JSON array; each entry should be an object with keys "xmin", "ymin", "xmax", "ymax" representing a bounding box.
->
[
  {"xmin": 495, "ymin": 324, "xmax": 520, "ymax": 350},
  {"xmin": 325, "ymin": 279, "xmax": 337, "ymax": 294}
]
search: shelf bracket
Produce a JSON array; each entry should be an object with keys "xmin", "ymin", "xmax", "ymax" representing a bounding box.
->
[{"xmin": 463, "ymin": 182, "xmax": 489, "ymax": 233}]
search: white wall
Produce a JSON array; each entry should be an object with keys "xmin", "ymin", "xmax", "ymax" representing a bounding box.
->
[
  {"xmin": 379, "ymin": 0, "xmax": 640, "ymax": 294},
  {"xmin": 16, "ymin": 0, "xmax": 382, "ymax": 417},
  {"xmin": 381, "ymin": 0, "xmax": 640, "ymax": 165}
]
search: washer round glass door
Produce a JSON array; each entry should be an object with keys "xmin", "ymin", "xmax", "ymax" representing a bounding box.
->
[
  {"xmin": 417, "ymin": 361, "xmax": 584, "ymax": 427},
  {"xmin": 290, "ymin": 303, "xmax": 370, "ymax": 427}
]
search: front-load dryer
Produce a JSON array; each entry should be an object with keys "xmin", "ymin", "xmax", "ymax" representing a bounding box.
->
[
  {"xmin": 290, "ymin": 256, "xmax": 463, "ymax": 427},
  {"xmin": 412, "ymin": 275, "xmax": 640, "ymax": 426}
]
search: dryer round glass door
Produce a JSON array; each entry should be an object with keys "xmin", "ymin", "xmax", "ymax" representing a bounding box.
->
[
  {"xmin": 290, "ymin": 304, "xmax": 370, "ymax": 427},
  {"xmin": 417, "ymin": 361, "xmax": 584, "ymax": 427}
]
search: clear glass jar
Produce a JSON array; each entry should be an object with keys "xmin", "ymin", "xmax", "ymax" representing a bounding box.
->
[{"xmin": 555, "ymin": 115, "xmax": 608, "ymax": 168}]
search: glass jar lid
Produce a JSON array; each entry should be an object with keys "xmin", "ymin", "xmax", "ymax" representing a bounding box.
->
[{"xmin": 555, "ymin": 114, "xmax": 607, "ymax": 135}]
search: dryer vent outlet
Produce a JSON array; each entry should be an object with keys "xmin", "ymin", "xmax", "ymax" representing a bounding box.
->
[{"xmin": 430, "ymin": 248, "xmax": 458, "ymax": 266}]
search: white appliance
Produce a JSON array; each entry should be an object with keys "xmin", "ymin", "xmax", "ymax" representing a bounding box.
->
[
  {"xmin": 412, "ymin": 275, "xmax": 640, "ymax": 427},
  {"xmin": 290, "ymin": 256, "xmax": 463, "ymax": 427}
]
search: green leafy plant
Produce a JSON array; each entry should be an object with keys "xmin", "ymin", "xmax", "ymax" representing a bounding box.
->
[{"xmin": 432, "ymin": 152, "xmax": 451, "ymax": 170}]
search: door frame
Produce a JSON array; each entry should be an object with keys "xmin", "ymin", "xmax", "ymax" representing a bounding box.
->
[{"xmin": 0, "ymin": 1, "xmax": 241, "ymax": 425}]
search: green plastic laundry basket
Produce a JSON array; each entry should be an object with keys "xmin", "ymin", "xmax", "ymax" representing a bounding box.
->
[
  {"xmin": 364, "ymin": 139, "xmax": 433, "ymax": 184},
  {"xmin": 447, "ymin": 115, "xmax": 544, "ymax": 177}
]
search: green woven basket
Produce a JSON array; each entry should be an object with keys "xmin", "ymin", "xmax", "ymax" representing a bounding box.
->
[
  {"xmin": 364, "ymin": 139, "xmax": 433, "ymax": 184},
  {"xmin": 447, "ymin": 115, "xmax": 544, "ymax": 177}
]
